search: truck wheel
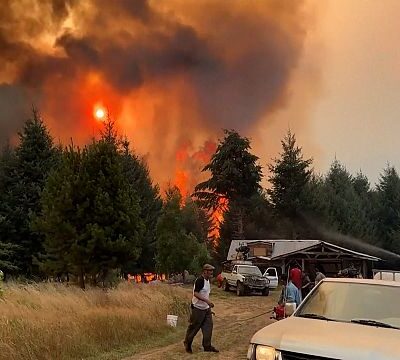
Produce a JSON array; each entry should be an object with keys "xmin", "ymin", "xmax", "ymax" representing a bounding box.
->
[
  {"xmin": 223, "ymin": 279, "xmax": 229, "ymax": 292},
  {"xmin": 236, "ymin": 282, "xmax": 245, "ymax": 296},
  {"xmin": 262, "ymin": 287, "xmax": 269, "ymax": 296}
]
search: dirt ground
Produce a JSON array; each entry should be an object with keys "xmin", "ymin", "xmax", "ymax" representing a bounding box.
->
[{"xmin": 126, "ymin": 286, "xmax": 278, "ymax": 360}]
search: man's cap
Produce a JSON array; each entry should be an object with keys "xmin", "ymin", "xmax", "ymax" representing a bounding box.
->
[{"xmin": 203, "ymin": 264, "xmax": 215, "ymax": 271}]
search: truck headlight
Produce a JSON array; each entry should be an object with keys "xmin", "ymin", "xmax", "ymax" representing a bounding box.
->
[{"xmin": 255, "ymin": 345, "xmax": 281, "ymax": 360}]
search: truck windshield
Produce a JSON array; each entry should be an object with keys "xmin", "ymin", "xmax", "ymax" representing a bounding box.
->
[
  {"xmin": 237, "ymin": 266, "xmax": 262, "ymax": 276},
  {"xmin": 296, "ymin": 281, "xmax": 400, "ymax": 329}
]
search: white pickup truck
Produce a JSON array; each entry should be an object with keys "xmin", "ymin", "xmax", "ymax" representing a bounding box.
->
[
  {"xmin": 247, "ymin": 278, "xmax": 400, "ymax": 360},
  {"xmin": 221, "ymin": 264, "xmax": 270, "ymax": 296}
]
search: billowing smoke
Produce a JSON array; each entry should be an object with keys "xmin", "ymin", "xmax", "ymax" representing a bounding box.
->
[{"xmin": 0, "ymin": 0, "xmax": 313, "ymax": 189}]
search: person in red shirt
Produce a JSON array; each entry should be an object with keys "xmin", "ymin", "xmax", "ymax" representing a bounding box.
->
[{"xmin": 290, "ymin": 265, "xmax": 302, "ymax": 291}]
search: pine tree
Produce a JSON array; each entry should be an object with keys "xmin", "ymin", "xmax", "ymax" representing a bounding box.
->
[
  {"xmin": 37, "ymin": 137, "xmax": 144, "ymax": 288},
  {"xmin": 119, "ymin": 139, "xmax": 162, "ymax": 274},
  {"xmin": 0, "ymin": 241, "xmax": 19, "ymax": 272},
  {"xmin": 243, "ymin": 192, "xmax": 277, "ymax": 239},
  {"xmin": 0, "ymin": 109, "xmax": 59, "ymax": 276},
  {"xmin": 32, "ymin": 146, "xmax": 80, "ymax": 279},
  {"xmin": 375, "ymin": 166, "xmax": 400, "ymax": 251},
  {"xmin": 194, "ymin": 129, "xmax": 262, "ymax": 240},
  {"xmin": 352, "ymin": 171, "xmax": 377, "ymax": 241},
  {"xmin": 181, "ymin": 198, "xmax": 210, "ymax": 245},
  {"xmin": 268, "ymin": 130, "xmax": 312, "ymax": 237},
  {"xmin": 324, "ymin": 160, "xmax": 370, "ymax": 238},
  {"xmin": 155, "ymin": 187, "xmax": 210, "ymax": 275}
]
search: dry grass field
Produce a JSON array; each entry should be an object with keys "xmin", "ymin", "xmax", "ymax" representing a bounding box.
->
[
  {"xmin": 0, "ymin": 282, "xmax": 190, "ymax": 360},
  {"xmin": 0, "ymin": 283, "xmax": 278, "ymax": 360}
]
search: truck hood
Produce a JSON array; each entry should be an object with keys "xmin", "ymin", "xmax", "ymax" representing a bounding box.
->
[{"xmin": 251, "ymin": 316, "xmax": 400, "ymax": 360}]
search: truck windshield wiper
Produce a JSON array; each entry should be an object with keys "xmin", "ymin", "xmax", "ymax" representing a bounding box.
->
[
  {"xmin": 298, "ymin": 313, "xmax": 334, "ymax": 321},
  {"xmin": 351, "ymin": 319, "xmax": 400, "ymax": 330}
]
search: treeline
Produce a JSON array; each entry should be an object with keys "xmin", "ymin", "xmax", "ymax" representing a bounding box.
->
[
  {"xmin": 0, "ymin": 111, "xmax": 210, "ymax": 287},
  {"xmin": 209, "ymin": 130, "xmax": 400, "ymax": 265},
  {"xmin": 1, "ymin": 111, "xmax": 400, "ymax": 286}
]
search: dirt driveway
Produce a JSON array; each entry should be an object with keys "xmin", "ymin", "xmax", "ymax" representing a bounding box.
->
[{"xmin": 127, "ymin": 287, "xmax": 278, "ymax": 360}]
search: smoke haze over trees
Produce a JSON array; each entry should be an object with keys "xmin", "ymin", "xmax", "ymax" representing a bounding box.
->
[{"xmin": 1, "ymin": 112, "xmax": 400, "ymax": 284}]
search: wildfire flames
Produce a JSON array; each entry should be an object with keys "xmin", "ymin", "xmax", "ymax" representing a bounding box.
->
[
  {"xmin": 172, "ymin": 140, "xmax": 227, "ymax": 239},
  {"xmin": 209, "ymin": 198, "xmax": 229, "ymax": 241}
]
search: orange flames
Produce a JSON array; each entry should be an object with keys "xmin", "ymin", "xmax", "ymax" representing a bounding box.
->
[
  {"xmin": 171, "ymin": 141, "xmax": 229, "ymax": 241},
  {"xmin": 174, "ymin": 170, "xmax": 189, "ymax": 199},
  {"xmin": 173, "ymin": 140, "xmax": 217, "ymax": 199},
  {"xmin": 209, "ymin": 197, "xmax": 229, "ymax": 242}
]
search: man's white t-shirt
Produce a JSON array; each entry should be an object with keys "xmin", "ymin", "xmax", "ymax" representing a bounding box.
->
[{"xmin": 192, "ymin": 276, "xmax": 210, "ymax": 310}]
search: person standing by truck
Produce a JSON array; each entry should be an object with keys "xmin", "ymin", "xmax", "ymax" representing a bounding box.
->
[
  {"xmin": 184, "ymin": 264, "xmax": 219, "ymax": 354},
  {"xmin": 315, "ymin": 266, "xmax": 326, "ymax": 285},
  {"xmin": 302, "ymin": 271, "xmax": 313, "ymax": 298},
  {"xmin": 279, "ymin": 273, "xmax": 301, "ymax": 317},
  {"xmin": 290, "ymin": 265, "xmax": 302, "ymax": 291}
]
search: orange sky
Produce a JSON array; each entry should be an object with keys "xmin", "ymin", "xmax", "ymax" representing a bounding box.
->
[{"xmin": 1, "ymin": 0, "xmax": 399, "ymax": 188}]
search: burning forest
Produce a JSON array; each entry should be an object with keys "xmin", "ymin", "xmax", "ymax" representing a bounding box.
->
[{"xmin": 0, "ymin": 0, "xmax": 312, "ymax": 194}]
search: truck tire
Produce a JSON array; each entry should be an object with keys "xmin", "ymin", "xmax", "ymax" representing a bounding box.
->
[
  {"xmin": 223, "ymin": 279, "xmax": 230, "ymax": 292},
  {"xmin": 236, "ymin": 281, "xmax": 245, "ymax": 296},
  {"xmin": 262, "ymin": 287, "xmax": 269, "ymax": 296}
]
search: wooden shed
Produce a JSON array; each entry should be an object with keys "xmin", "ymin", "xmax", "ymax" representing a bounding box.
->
[{"xmin": 225, "ymin": 239, "xmax": 381, "ymax": 278}]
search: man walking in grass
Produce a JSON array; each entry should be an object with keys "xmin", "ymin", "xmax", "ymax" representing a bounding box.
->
[{"xmin": 184, "ymin": 264, "xmax": 219, "ymax": 354}]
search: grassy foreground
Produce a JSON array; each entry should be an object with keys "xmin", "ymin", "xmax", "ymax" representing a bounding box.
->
[{"xmin": 0, "ymin": 282, "xmax": 190, "ymax": 360}]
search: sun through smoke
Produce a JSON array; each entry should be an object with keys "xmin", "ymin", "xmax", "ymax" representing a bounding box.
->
[{"xmin": 94, "ymin": 106, "xmax": 106, "ymax": 121}]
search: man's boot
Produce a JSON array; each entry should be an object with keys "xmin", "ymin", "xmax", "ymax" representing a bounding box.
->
[
  {"xmin": 184, "ymin": 341, "xmax": 193, "ymax": 354},
  {"xmin": 204, "ymin": 346, "xmax": 219, "ymax": 353}
]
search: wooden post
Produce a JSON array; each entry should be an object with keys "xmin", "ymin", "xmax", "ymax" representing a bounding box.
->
[{"xmin": 362, "ymin": 260, "xmax": 368, "ymax": 278}]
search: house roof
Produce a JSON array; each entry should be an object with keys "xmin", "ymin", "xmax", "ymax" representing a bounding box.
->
[{"xmin": 226, "ymin": 239, "xmax": 381, "ymax": 262}]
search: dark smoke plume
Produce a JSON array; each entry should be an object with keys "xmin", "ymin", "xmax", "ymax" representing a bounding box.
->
[{"xmin": 0, "ymin": 0, "xmax": 313, "ymax": 186}]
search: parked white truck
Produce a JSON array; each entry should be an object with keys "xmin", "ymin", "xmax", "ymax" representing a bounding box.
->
[{"xmin": 221, "ymin": 264, "xmax": 270, "ymax": 296}]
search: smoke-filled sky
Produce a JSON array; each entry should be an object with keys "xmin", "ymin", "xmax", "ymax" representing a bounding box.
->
[
  {"xmin": 311, "ymin": 0, "xmax": 400, "ymax": 185},
  {"xmin": 0, "ymin": 0, "xmax": 399, "ymax": 190}
]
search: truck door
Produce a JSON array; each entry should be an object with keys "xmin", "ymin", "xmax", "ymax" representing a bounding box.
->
[{"xmin": 263, "ymin": 267, "xmax": 278, "ymax": 289}]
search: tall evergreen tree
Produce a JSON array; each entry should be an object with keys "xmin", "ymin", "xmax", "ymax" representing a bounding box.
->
[
  {"xmin": 375, "ymin": 166, "xmax": 400, "ymax": 251},
  {"xmin": 194, "ymin": 129, "xmax": 262, "ymax": 240},
  {"xmin": 120, "ymin": 139, "xmax": 162, "ymax": 273},
  {"xmin": 0, "ymin": 243, "xmax": 18, "ymax": 272},
  {"xmin": 352, "ymin": 171, "xmax": 377, "ymax": 241},
  {"xmin": 323, "ymin": 160, "xmax": 369, "ymax": 238},
  {"xmin": 181, "ymin": 198, "xmax": 210, "ymax": 245},
  {"xmin": 302, "ymin": 161, "xmax": 376, "ymax": 243},
  {"xmin": 37, "ymin": 137, "xmax": 144, "ymax": 288},
  {"xmin": 0, "ymin": 109, "xmax": 59, "ymax": 276},
  {"xmin": 243, "ymin": 192, "xmax": 277, "ymax": 239},
  {"xmin": 268, "ymin": 130, "xmax": 312, "ymax": 237},
  {"xmin": 0, "ymin": 142, "xmax": 18, "ymax": 272},
  {"xmin": 156, "ymin": 187, "xmax": 210, "ymax": 275},
  {"xmin": 302, "ymin": 174, "xmax": 327, "ymax": 216}
]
